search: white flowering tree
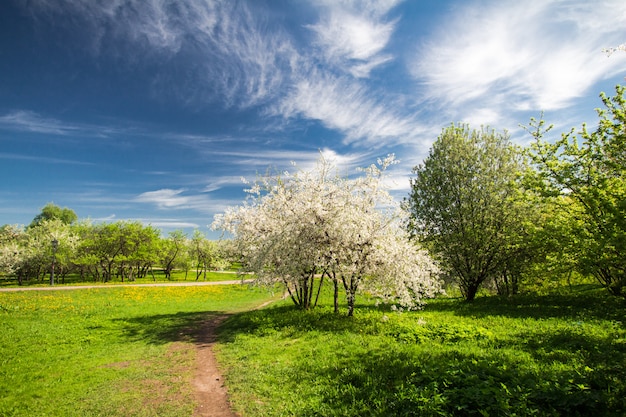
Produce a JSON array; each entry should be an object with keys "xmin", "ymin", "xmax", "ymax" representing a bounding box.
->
[
  {"xmin": 213, "ymin": 154, "xmax": 442, "ymax": 315},
  {"xmin": 0, "ymin": 220, "xmax": 78, "ymax": 285}
]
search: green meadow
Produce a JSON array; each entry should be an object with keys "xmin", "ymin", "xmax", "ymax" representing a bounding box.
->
[
  {"xmin": 216, "ymin": 286, "xmax": 626, "ymax": 417},
  {"xmin": 0, "ymin": 284, "xmax": 275, "ymax": 417},
  {"xmin": 0, "ymin": 269, "xmax": 243, "ymax": 288},
  {"xmin": 2, "ymin": 283, "xmax": 626, "ymax": 416}
]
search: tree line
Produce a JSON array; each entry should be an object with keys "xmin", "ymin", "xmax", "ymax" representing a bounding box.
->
[{"xmin": 0, "ymin": 208, "xmax": 231, "ymax": 285}]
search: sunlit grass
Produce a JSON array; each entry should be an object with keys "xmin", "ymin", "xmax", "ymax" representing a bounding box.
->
[
  {"xmin": 0, "ymin": 269, "xmax": 244, "ymax": 288},
  {"xmin": 216, "ymin": 286, "xmax": 626, "ymax": 416},
  {"xmin": 0, "ymin": 284, "xmax": 276, "ymax": 416}
]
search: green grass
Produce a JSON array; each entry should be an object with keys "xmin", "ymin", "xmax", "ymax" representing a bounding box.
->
[
  {"xmin": 0, "ymin": 269, "xmax": 244, "ymax": 288},
  {"xmin": 216, "ymin": 286, "xmax": 626, "ymax": 416},
  {"xmin": 0, "ymin": 284, "xmax": 276, "ymax": 417}
]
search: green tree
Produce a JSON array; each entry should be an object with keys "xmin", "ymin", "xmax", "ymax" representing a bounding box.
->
[
  {"xmin": 524, "ymin": 85, "xmax": 626, "ymax": 296},
  {"xmin": 190, "ymin": 231, "xmax": 226, "ymax": 280},
  {"xmin": 407, "ymin": 124, "xmax": 531, "ymax": 301},
  {"xmin": 158, "ymin": 230, "xmax": 187, "ymax": 280},
  {"xmin": 29, "ymin": 203, "xmax": 77, "ymax": 228}
]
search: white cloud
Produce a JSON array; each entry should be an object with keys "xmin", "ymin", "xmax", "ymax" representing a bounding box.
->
[
  {"xmin": 412, "ymin": 0, "xmax": 626, "ymax": 125},
  {"xmin": 274, "ymin": 71, "xmax": 425, "ymax": 146},
  {"xmin": 138, "ymin": 219, "xmax": 201, "ymax": 229},
  {"xmin": 0, "ymin": 110, "xmax": 80, "ymax": 135},
  {"xmin": 24, "ymin": 0, "xmax": 299, "ymax": 109},
  {"xmin": 135, "ymin": 188, "xmax": 212, "ymax": 211},
  {"xmin": 0, "ymin": 152, "xmax": 94, "ymax": 166},
  {"xmin": 308, "ymin": 0, "xmax": 401, "ymax": 77}
]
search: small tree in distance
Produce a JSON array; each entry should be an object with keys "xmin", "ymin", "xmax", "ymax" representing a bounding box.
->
[
  {"xmin": 29, "ymin": 203, "xmax": 77, "ymax": 229},
  {"xmin": 212, "ymin": 153, "xmax": 442, "ymax": 315}
]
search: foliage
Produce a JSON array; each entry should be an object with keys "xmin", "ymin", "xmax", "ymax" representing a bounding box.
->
[
  {"xmin": 190, "ymin": 230, "xmax": 229, "ymax": 281},
  {"xmin": 213, "ymin": 154, "xmax": 442, "ymax": 315},
  {"xmin": 217, "ymin": 287, "xmax": 626, "ymax": 416},
  {"xmin": 28, "ymin": 202, "xmax": 77, "ymax": 228},
  {"xmin": 407, "ymin": 124, "xmax": 535, "ymax": 301},
  {"xmin": 0, "ymin": 219, "xmax": 229, "ymax": 286},
  {"xmin": 158, "ymin": 230, "xmax": 189, "ymax": 280},
  {"xmin": 0, "ymin": 284, "xmax": 275, "ymax": 416},
  {"xmin": 524, "ymin": 85, "xmax": 626, "ymax": 297}
]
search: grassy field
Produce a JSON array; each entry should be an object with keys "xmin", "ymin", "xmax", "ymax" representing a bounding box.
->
[
  {"xmin": 0, "ymin": 269, "xmax": 244, "ymax": 288},
  {"xmin": 3, "ymin": 283, "xmax": 626, "ymax": 416},
  {"xmin": 0, "ymin": 284, "xmax": 276, "ymax": 417},
  {"xmin": 216, "ymin": 285, "xmax": 626, "ymax": 416}
]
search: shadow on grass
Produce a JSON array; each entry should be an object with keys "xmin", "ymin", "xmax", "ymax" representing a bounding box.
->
[
  {"xmin": 302, "ymin": 345, "xmax": 626, "ymax": 417},
  {"xmin": 107, "ymin": 289, "xmax": 626, "ymax": 416},
  {"xmin": 112, "ymin": 310, "xmax": 230, "ymax": 346},
  {"xmin": 424, "ymin": 287, "xmax": 626, "ymax": 322}
]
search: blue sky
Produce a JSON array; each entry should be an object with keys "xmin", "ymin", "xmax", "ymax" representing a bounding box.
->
[{"xmin": 1, "ymin": 0, "xmax": 625, "ymax": 238}]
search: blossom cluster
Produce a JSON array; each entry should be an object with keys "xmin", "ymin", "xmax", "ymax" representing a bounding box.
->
[{"xmin": 213, "ymin": 154, "xmax": 442, "ymax": 312}]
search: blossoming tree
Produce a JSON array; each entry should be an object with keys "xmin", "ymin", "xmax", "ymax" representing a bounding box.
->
[{"xmin": 212, "ymin": 154, "xmax": 442, "ymax": 315}]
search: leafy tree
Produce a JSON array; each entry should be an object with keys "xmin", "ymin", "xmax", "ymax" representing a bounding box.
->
[
  {"xmin": 524, "ymin": 85, "xmax": 626, "ymax": 296},
  {"xmin": 158, "ymin": 230, "xmax": 187, "ymax": 280},
  {"xmin": 407, "ymin": 124, "xmax": 532, "ymax": 301},
  {"xmin": 0, "ymin": 225, "xmax": 28, "ymax": 284},
  {"xmin": 190, "ymin": 230, "xmax": 226, "ymax": 280},
  {"xmin": 0, "ymin": 220, "xmax": 78, "ymax": 284},
  {"xmin": 214, "ymin": 154, "xmax": 442, "ymax": 315},
  {"xmin": 29, "ymin": 203, "xmax": 77, "ymax": 228}
]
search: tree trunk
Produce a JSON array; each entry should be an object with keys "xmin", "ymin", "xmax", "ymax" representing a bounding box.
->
[{"xmin": 332, "ymin": 272, "xmax": 339, "ymax": 314}]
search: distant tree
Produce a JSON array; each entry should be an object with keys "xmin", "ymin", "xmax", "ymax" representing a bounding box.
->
[
  {"xmin": 0, "ymin": 220, "xmax": 78, "ymax": 284},
  {"xmin": 190, "ymin": 230, "xmax": 226, "ymax": 280},
  {"xmin": 86, "ymin": 221, "xmax": 159, "ymax": 282},
  {"xmin": 214, "ymin": 154, "xmax": 442, "ymax": 315},
  {"xmin": 407, "ymin": 124, "xmax": 533, "ymax": 301},
  {"xmin": 524, "ymin": 85, "xmax": 626, "ymax": 296},
  {"xmin": 29, "ymin": 203, "xmax": 77, "ymax": 228},
  {"xmin": 158, "ymin": 230, "xmax": 187, "ymax": 280},
  {"xmin": 0, "ymin": 225, "xmax": 28, "ymax": 284}
]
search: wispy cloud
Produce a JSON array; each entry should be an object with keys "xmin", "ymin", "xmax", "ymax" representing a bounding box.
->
[
  {"xmin": 412, "ymin": 0, "xmax": 626, "ymax": 127},
  {"xmin": 136, "ymin": 219, "xmax": 201, "ymax": 229},
  {"xmin": 308, "ymin": 0, "xmax": 401, "ymax": 77},
  {"xmin": 0, "ymin": 109, "xmax": 134, "ymax": 139},
  {"xmin": 24, "ymin": 0, "xmax": 299, "ymax": 109},
  {"xmin": 274, "ymin": 71, "xmax": 425, "ymax": 146},
  {"xmin": 134, "ymin": 188, "xmax": 212, "ymax": 211},
  {"xmin": 0, "ymin": 152, "xmax": 94, "ymax": 166},
  {"xmin": 0, "ymin": 110, "xmax": 82, "ymax": 135}
]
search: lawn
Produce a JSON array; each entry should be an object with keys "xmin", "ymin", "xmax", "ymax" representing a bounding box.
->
[
  {"xmin": 0, "ymin": 284, "xmax": 276, "ymax": 417},
  {"xmin": 216, "ymin": 286, "xmax": 626, "ymax": 416},
  {"xmin": 0, "ymin": 269, "xmax": 243, "ymax": 288},
  {"xmin": 3, "ymin": 283, "xmax": 625, "ymax": 416}
]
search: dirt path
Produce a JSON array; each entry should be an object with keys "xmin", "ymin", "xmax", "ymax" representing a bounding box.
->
[
  {"xmin": 191, "ymin": 298, "xmax": 277, "ymax": 417},
  {"xmin": 190, "ymin": 313, "xmax": 238, "ymax": 417}
]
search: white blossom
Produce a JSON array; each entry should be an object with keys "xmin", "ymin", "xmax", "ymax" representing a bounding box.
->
[{"xmin": 212, "ymin": 153, "xmax": 442, "ymax": 314}]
